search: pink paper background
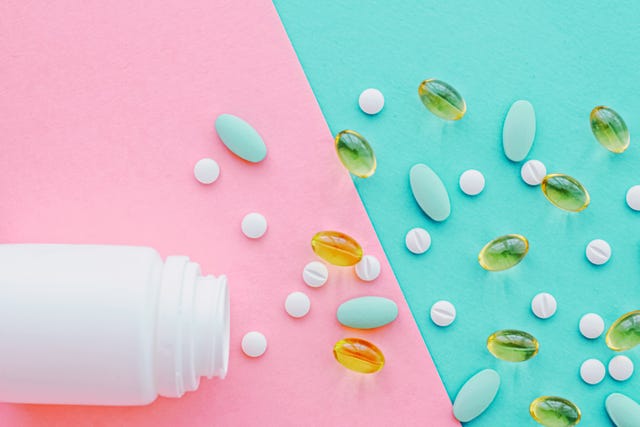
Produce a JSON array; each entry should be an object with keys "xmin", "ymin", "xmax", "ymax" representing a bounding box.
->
[{"xmin": 0, "ymin": 1, "xmax": 457, "ymax": 425}]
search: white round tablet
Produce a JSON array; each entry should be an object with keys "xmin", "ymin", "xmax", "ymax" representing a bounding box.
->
[
  {"xmin": 627, "ymin": 185, "xmax": 640, "ymax": 211},
  {"xmin": 241, "ymin": 212, "xmax": 267, "ymax": 239},
  {"xmin": 531, "ymin": 292, "xmax": 557, "ymax": 319},
  {"xmin": 520, "ymin": 160, "xmax": 546, "ymax": 186},
  {"xmin": 285, "ymin": 291, "xmax": 310, "ymax": 318},
  {"xmin": 459, "ymin": 169, "xmax": 485, "ymax": 196},
  {"xmin": 430, "ymin": 300, "xmax": 456, "ymax": 327},
  {"xmin": 194, "ymin": 158, "xmax": 220, "ymax": 184},
  {"xmin": 302, "ymin": 261, "xmax": 329, "ymax": 288},
  {"xmin": 406, "ymin": 227, "xmax": 431, "ymax": 254},
  {"xmin": 358, "ymin": 88, "xmax": 384, "ymax": 115},
  {"xmin": 586, "ymin": 239, "xmax": 611, "ymax": 265},
  {"xmin": 609, "ymin": 355, "xmax": 634, "ymax": 381},
  {"xmin": 580, "ymin": 358, "xmax": 605, "ymax": 385},
  {"xmin": 355, "ymin": 255, "xmax": 381, "ymax": 282},
  {"xmin": 241, "ymin": 331, "xmax": 267, "ymax": 357},
  {"xmin": 579, "ymin": 313, "xmax": 605, "ymax": 339}
]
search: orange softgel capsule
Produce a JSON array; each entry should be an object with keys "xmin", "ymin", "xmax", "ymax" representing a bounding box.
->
[
  {"xmin": 333, "ymin": 338, "xmax": 385, "ymax": 374},
  {"xmin": 311, "ymin": 231, "xmax": 363, "ymax": 266}
]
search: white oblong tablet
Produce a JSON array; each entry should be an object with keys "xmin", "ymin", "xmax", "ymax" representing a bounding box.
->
[
  {"xmin": 580, "ymin": 358, "xmax": 605, "ymax": 385},
  {"xmin": 285, "ymin": 291, "xmax": 310, "ymax": 318},
  {"xmin": 194, "ymin": 158, "xmax": 220, "ymax": 184},
  {"xmin": 358, "ymin": 88, "xmax": 385, "ymax": 115},
  {"xmin": 579, "ymin": 313, "xmax": 605, "ymax": 339},
  {"xmin": 355, "ymin": 255, "xmax": 381, "ymax": 282},
  {"xmin": 609, "ymin": 355, "xmax": 634, "ymax": 381},
  {"xmin": 430, "ymin": 300, "xmax": 456, "ymax": 327},
  {"xmin": 531, "ymin": 292, "xmax": 557, "ymax": 319},
  {"xmin": 302, "ymin": 261, "xmax": 329, "ymax": 288},
  {"xmin": 241, "ymin": 212, "xmax": 267, "ymax": 239},
  {"xmin": 586, "ymin": 239, "xmax": 611, "ymax": 265},
  {"xmin": 406, "ymin": 227, "xmax": 431, "ymax": 254},
  {"xmin": 241, "ymin": 331, "xmax": 267, "ymax": 357},
  {"xmin": 521, "ymin": 160, "xmax": 546, "ymax": 186},
  {"xmin": 459, "ymin": 169, "xmax": 485, "ymax": 196},
  {"xmin": 627, "ymin": 185, "xmax": 640, "ymax": 211},
  {"xmin": 503, "ymin": 100, "xmax": 536, "ymax": 162}
]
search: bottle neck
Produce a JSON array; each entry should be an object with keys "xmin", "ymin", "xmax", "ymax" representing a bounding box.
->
[{"xmin": 155, "ymin": 256, "xmax": 229, "ymax": 398}]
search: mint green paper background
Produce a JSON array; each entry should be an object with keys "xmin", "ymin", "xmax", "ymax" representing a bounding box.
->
[{"xmin": 274, "ymin": 1, "xmax": 640, "ymax": 425}]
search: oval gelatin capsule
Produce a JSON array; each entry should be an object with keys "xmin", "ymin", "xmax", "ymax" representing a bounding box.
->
[
  {"xmin": 418, "ymin": 79, "xmax": 466, "ymax": 121},
  {"xmin": 487, "ymin": 329, "xmax": 539, "ymax": 362},
  {"xmin": 334, "ymin": 130, "xmax": 376, "ymax": 178},
  {"xmin": 605, "ymin": 310, "xmax": 640, "ymax": 351},
  {"xmin": 529, "ymin": 396, "xmax": 581, "ymax": 427},
  {"xmin": 478, "ymin": 234, "xmax": 529, "ymax": 271},
  {"xmin": 590, "ymin": 106, "xmax": 630, "ymax": 153},
  {"xmin": 541, "ymin": 174, "xmax": 590, "ymax": 212},
  {"xmin": 311, "ymin": 231, "xmax": 363, "ymax": 266},
  {"xmin": 333, "ymin": 338, "xmax": 384, "ymax": 374}
]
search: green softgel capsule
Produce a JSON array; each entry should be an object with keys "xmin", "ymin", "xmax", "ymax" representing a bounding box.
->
[
  {"xmin": 541, "ymin": 174, "xmax": 590, "ymax": 212},
  {"xmin": 418, "ymin": 79, "xmax": 466, "ymax": 121},
  {"xmin": 334, "ymin": 130, "xmax": 376, "ymax": 178},
  {"xmin": 478, "ymin": 234, "xmax": 528, "ymax": 271},
  {"xmin": 530, "ymin": 396, "xmax": 581, "ymax": 427},
  {"xmin": 606, "ymin": 310, "xmax": 640, "ymax": 351},
  {"xmin": 487, "ymin": 329, "xmax": 538, "ymax": 362},
  {"xmin": 590, "ymin": 106, "xmax": 630, "ymax": 153}
]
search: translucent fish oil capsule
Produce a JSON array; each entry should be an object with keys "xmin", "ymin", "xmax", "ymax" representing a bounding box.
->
[
  {"xmin": 333, "ymin": 338, "xmax": 385, "ymax": 374},
  {"xmin": 418, "ymin": 79, "xmax": 466, "ymax": 121},
  {"xmin": 334, "ymin": 130, "xmax": 376, "ymax": 178},
  {"xmin": 541, "ymin": 174, "xmax": 590, "ymax": 212},
  {"xmin": 487, "ymin": 329, "xmax": 539, "ymax": 362},
  {"xmin": 311, "ymin": 231, "xmax": 363, "ymax": 266},
  {"xmin": 590, "ymin": 106, "xmax": 630, "ymax": 153},
  {"xmin": 529, "ymin": 396, "xmax": 581, "ymax": 427},
  {"xmin": 478, "ymin": 234, "xmax": 529, "ymax": 271},
  {"xmin": 606, "ymin": 310, "xmax": 640, "ymax": 351}
]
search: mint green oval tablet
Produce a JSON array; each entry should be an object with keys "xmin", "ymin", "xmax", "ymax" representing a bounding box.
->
[
  {"xmin": 215, "ymin": 113, "xmax": 267, "ymax": 163},
  {"xmin": 503, "ymin": 100, "xmax": 536, "ymax": 162},
  {"xmin": 409, "ymin": 164, "xmax": 451, "ymax": 222},
  {"xmin": 606, "ymin": 393, "xmax": 640, "ymax": 427},
  {"xmin": 337, "ymin": 296, "xmax": 398, "ymax": 329},
  {"xmin": 453, "ymin": 369, "xmax": 500, "ymax": 422}
]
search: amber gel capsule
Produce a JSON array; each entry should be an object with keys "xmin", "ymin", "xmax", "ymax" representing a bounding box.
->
[
  {"xmin": 487, "ymin": 329, "xmax": 539, "ymax": 362},
  {"xmin": 541, "ymin": 174, "xmax": 590, "ymax": 212},
  {"xmin": 590, "ymin": 106, "xmax": 630, "ymax": 153},
  {"xmin": 334, "ymin": 130, "xmax": 376, "ymax": 178},
  {"xmin": 333, "ymin": 338, "xmax": 385, "ymax": 373},
  {"xmin": 606, "ymin": 310, "xmax": 640, "ymax": 351},
  {"xmin": 311, "ymin": 231, "xmax": 363, "ymax": 266},
  {"xmin": 418, "ymin": 79, "xmax": 466, "ymax": 120},
  {"xmin": 478, "ymin": 234, "xmax": 529, "ymax": 271},
  {"xmin": 530, "ymin": 396, "xmax": 581, "ymax": 427}
]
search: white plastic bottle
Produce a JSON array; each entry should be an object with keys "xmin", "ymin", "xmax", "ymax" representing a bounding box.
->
[{"xmin": 0, "ymin": 244, "xmax": 229, "ymax": 406}]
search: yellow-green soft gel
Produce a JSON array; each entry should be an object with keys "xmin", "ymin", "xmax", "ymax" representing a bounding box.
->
[
  {"xmin": 541, "ymin": 174, "xmax": 590, "ymax": 212},
  {"xmin": 334, "ymin": 130, "xmax": 376, "ymax": 178},
  {"xmin": 606, "ymin": 310, "xmax": 640, "ymax": 351},
  {"xmin": 590, "ymin": 106, "xmax": 630, "ymax": 153},
  {"xmin": 530, "ymin": 397, "xmax": 581, "ymax": 427},
  {"xmin": 478, "ymin": 234, "xmax": 528, "ymax": 271},
  {"xmin": 487, "ymin": 329, "xmax": 539, "ymax": 362},
  {"xmin": 418, "ymin": 79, "xmax": 466, "ymax": 121}
]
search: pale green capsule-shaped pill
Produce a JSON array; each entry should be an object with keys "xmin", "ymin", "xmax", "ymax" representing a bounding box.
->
[
  {"xmin": 487, "ymin": 329, "xmax": 539, "ymax": 362},
  {"xmin": 334, "ymin": 130, "xmax": 376, "ymax": 178},
  {"xmin": 337, "ymin": 296, "xmax": 398, "ymax": 329},
  {"xmin": 215, "ymin": 113, "xmax": 267, "ymax": 163},
  {"xmin": 409, "ymin": 164, "xmax": 451, "ymax": 221},
  {"xmin": 541, "ymin": 174, "xmax": 590, "ymax": 212},
  {"xmin": 590, "ymin": 106, "xmax": 630, "ymax": 153},
  {"xmin": 478, "ymin": 234, "xmax": 529, "ymax": 271},
  {"xmin": 503, "ymin": 100, "xmax": 536, "ymax": 162},
  {"xmin": 530, "ymin": 396, "xmax": 581, "ymax": 427},
  {"xmin": 606, "ymin": 393, "xmax": 640, "ymax": 427},
  {"xmin": 418, "ymin": 79, "xmax": 466, "ymax": 121},
  {"xmin": 606, "ymin": 310, "xmax": 640, "ymax": 351},
  {"xmin": 453, "ymin": 369, "xmax": 501, "ymax": 422}
]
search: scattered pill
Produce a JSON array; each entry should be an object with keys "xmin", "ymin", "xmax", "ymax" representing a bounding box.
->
[
  {"xmin": 333, "ymin": 338, "xmax": 384, "ymax": 374},
  {"xmin": 626, "ymin": 185, "xmax": 640, "ymax": 211},
  {"xmin": 311, "ymin": 231, "xmax": 363, "ymax": 266},
  {"xmin": 606, "ymin": 310, "xmax": 640, "ymax": 351},
  {"xmin": 193, "ymin": 158, "xmax": 220, "ymax": 184},
  {"xmin": 478, "ymin": 234, "xmax": 529, "ymax": 271},
  {"xmin": 590, "ymin": 106, "xmax": 630, "ymax": 153},
  {"xmin": 586, "ymin": 239, "xmax": 611, "ymax": 265},
  {"xmin": 521, "ymin": 160, "xmax": 547, "ymax": 186},
  {"xmin": 215, "ymin": 113, "xmax": 267, "ymax": 163},
  {"xmin": 529, "ymin": 396, "xmax": 581, "ymax": 427},
  {"xmin": 430, "ymin": 300, "xmax": 456, "ymax": 327},
  {"xmin": 405, "ymin": 227, "xmax": 431, "ymax": 254},
  {"xmin": 579, "ymin": 313, "xmax": 605, "ymax": 339},
  {"xmin": 334, "ymin": 130, "xmax": 376, "ymax": 178},
  {"xmin": 418, "ymin": 78, "xmax": 466, "ymax": 121},
  {"xmin": 241, "ymin": 331, "xmax": 267, "ymax": 357},
  {"xmin": 503, "ymin": 100, "xmax": 536, "ymax": 162},
  {"xmin": 337, "ymin": 296, "xmax": 398, "ymax": 329},
  {"xmin": 355, "ymin": 255, "xmax": 381, "ymax": 282},
  {"xmin": 358, "ymin": 88, "xmax": 385, "ymax": 115},
  {"xmin": 459, "ymin": 169, "xmax": 485, "ymax": 196},
  {"xmin": 302, "ymin": 261, "xmax": 329, "ymax": 288},
  {"xmin": 609, "ymin": 355, "xmax": 634, "ymax": 381},
  {"xmin": 531, "ymin": 292, "xmax": 557, "ymax": 319},
  {"xmin": 487, "ymin": 329, "xmax": 538, "ymax": 362},
  {"xmin": 606, "ymin": 393, "xmax": 640, "ymax": 427},
  {"xmin": 580, "ymin": 358, "xmax": 606, "ymax": 385},
  {"xmin": 285, "ymin": 291, "xmax": 310, "ymax": 318},
  {"xmin": 541, "ymin": 173, "xmax": 590, "ymax": 212},
  {"xmin": 410, "ymin": 163, "xmax": 451, "ymax": 221},
  {"xmin": 453, "ymin": 369, "xmax": 501, "ymax": 423},
  {"xmin": 241, "ymin": 212, "xmax": 267, "ymax": 239}
]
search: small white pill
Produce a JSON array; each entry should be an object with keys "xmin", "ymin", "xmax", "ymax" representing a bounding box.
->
[
  {"xmin": 302, "ymin": 261, "xmax": 329, "ymax": 288},
  {"xmin": 358, "ymin": 88, "xmax": 385, "ymax": 115},
  {"xmin": 406, "ymin": 227, "xmax": 431, "ymax": 254},
  {"xmin": 241, "ymin": 331, "xmax": 267, "ymax": 357},
  {"xmin": 531, "ymin": 292, "xmax": 557, "ymax": 319},
  {"xmin": 520, "ymin": 159, "xmax": 546, "ymax": 186},
  {"xmin": 609, "ymin": 355, "xmax": 634, "ymax": 381},
  {"xmin": 355, "ymin": 255, "xmax": 381, "ymax": 282},
  {"xmin": 459, "ymin": 169, "xmax": 485, "ymax": 196},
  {"xmin": 579, "ymin": 313, "xmax": 605, "ymax": 339},
  {"xmin": 241, "ymin": 212, "xmax": 267, "ymax": 239},
  {"xmin": 430, "ymin": 300, "xmax": 456, "ymax": 327},
  {"xmin": 285, "ymin": 291, "xmax": 310, "ymax": 318},
  {"xmin": 586, "ymin": 239, "xmax": 611, "ymax": 265},
  {"xmin": 580, "ymin": 358, "xmax": 606, "ymax": 385},
  {"xmin": 626, "ymin": 185, "xmax": 640, "ymax": 211},
  {"xmin": 194, "ymin": 158, "xmax": 220, "ymax": 184}
]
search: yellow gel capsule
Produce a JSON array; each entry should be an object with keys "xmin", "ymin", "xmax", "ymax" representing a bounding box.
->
[
  {"xmin": 487, "ymin": 329, "xmax": 539, "ymax": 362},
  {"xmin": 334, "ymin": 130, "xmax": 376, "ymax": 178},
  {"xmin": 311, "ymin": 231, "xmax": 363, "ymax": 266},
  {"xmin": 590, "ymin": 106, "xmax": 630, "ymax": 153},
  {"xmin": 606, "ymin": 310, "xmax": 640, "ymax": 351},
  {"xmin": 333, "ymin": 338, "xmax": 385, "ymax": 374},
  {"xmin": 530, "ymin": 396, "xmax": 581, "ymax": 427},
  {"xmin": 541, "ymin": 174, "xmax": 590, "ymax": 212},
  {"xmin": 478, "ymin": 234, "xmax": 529, "ymax": 271},
  {"xmin": 418, "ymin": 79, "xmax": 466, "ymax": 121}
]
